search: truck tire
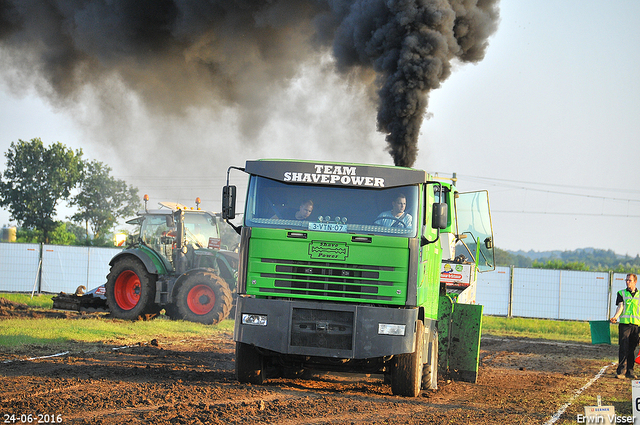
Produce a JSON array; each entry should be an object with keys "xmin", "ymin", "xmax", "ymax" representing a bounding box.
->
[
  {"xmin": 391, "ymin": 319, "xmax": 424, "ymax": 397},
  {"xmin": 422, "ymin": 332, "xmax": 438, "ymax": 390},
  {"xmin": 236, "ymin": 342, "xmax": 265, "ymax": 385},
  {"xmin": 174, "ymin": 271, "xmax": 232, "ymax": 325},
  {"xmin": 106, "ymin": 257, "xmax": 157, "ymax": 320}
]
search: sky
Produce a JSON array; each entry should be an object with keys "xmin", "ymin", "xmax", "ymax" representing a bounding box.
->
[{"xmin": 0, "ymin": 0, "xmax": 639, "ymax": 257}]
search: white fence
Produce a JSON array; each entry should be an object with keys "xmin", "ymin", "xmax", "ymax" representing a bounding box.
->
[
  {"xmin": 477, "ymin": 266, "xmax": 628, "ymax": 321},
  {"xmin": 0, "ymin": 242, "xmax": 628, "ymax": 321},
  {"xmin": 0, "ymin": 242, "xmax": 121, "ymax": 294}
]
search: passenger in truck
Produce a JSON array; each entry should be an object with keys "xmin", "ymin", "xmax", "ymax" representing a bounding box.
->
[{"xmin": 273, "ymin": 199, "xmax": 314, "ymax": 221}]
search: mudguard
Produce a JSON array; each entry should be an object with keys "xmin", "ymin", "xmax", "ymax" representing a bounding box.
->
[
  {"xmin": 109, "ymin": 247, "xmax": 169, "ymax": 275},
  {"xmin": 437, "ymin": 293, "xmax": 483, "ymax": 383}
]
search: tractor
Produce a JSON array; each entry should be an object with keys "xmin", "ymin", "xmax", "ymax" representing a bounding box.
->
[
  {"xmin": 53, "ymin": 197, "xmax": 238, "ymax": 325},
  {"xmin": 105, "ymin": 197, "xmax": 238, "ymax": 324}
]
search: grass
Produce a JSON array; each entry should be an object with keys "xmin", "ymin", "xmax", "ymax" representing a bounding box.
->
[
  {"xmin": 482, "ymin": 315, "xmax": 617, "ymax": 344},
  {"xmin": 0, "ymin": 293, "xmax": 617, "ymax": 350},
  {"xmin": 1, "ymin": 292, "xmax": 54, "ymax": 308},
  {"xmin": 0, "ymin": 292, "xmax": 233, "ymax": 350},
  {"xmin": 0, "ymin": 316, "xmax": 234, "ymax": 349}
]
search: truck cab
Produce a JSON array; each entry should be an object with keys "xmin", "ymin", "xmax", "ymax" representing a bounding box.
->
[{"xmin": 223, "ymin": 160, "xmax": 494, "ymax": 396}]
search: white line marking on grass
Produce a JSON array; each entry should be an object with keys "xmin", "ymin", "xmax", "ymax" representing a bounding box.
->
[
  {"xmin": 3, "ymin": 351, "xmax": 71, "ymax": 364},
  {"xmin": 27, "ymin": 351, "xmax": 70, "ymax": 360},
  {"xmin": 543, "ymin": 362, "xmax": 616, "ymax": 425}
]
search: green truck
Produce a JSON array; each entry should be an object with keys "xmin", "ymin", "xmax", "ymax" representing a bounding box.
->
[{"xmin": 222, "ymin": 160, "xmax": 494, "ymax": 396}]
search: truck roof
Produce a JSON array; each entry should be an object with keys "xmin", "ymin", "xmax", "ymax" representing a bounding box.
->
[{"xmin": 245, "ymin": 159, "xmax": 428, "ymax": 188}]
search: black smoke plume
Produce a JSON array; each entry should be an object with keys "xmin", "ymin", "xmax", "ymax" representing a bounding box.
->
[{"xmin": 0, "ymin": 0, "xmax": 499, "ymax": 167}]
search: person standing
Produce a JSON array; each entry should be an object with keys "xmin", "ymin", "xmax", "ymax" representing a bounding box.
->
[{"xmin": 610, "ymin": 273, "xmax": 640, "ymax": 379}]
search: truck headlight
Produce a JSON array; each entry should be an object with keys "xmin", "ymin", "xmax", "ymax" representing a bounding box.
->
[
  {"xmin": 378, "ymin": 323, "xmax": 406, "ymax": 336},
  {"xmin": 242, "ymin": 313, "xmax": 267, "ymax": 326}
]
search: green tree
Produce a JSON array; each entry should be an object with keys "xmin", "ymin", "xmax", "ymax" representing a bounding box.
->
[
  {"xmin": 494, "ymin": 247, "xmax": 533, "ymax": 268},
  {"xmin": 16, "ymin": 222, "xmax": 76, "ymax": 245},
  {"xmin": 64, "ymin": 221, "xmax": 88, "ymax": 243},
  {"xmin": 70, "ymin": 160, "xmax": 140, "ymax": 240},
  {"xmin": 0, "ymin": 138, "xmax": 83, "ymax": 243},
  {"xmin": 532, "ymin": 259, "xmax": 589, "ymax": 271}
]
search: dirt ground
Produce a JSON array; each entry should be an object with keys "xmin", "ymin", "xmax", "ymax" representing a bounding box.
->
[{"xmin": 0, "ymin": 299, "xmax": 633, "ymax": 424}]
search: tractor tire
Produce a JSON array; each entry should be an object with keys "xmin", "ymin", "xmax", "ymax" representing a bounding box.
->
[
  {"xmin": 174, "ymin": 271, "xmax": 232, "ymax": 325},
  {"xmin": 106, "ymin": 257, "xmax": 157, "ymax": 320},
  {"xmin": 236, "ymin": 342, "xmax": 265, "ymax": 385},
  {"xmin": 391, "ymin": 319, "xmax": 424, "ymax": 397},
  {"xmin": 163, "ymin": 303, "xmax": 181, "ymax": 320}
]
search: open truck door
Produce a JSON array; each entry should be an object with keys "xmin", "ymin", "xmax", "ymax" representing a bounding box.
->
[{"xmin": 438, "ymin": 190, "xmax": 494, "ymax": 383}]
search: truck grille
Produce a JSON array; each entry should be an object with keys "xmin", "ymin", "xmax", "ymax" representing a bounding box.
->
[
  {"xmin": 260, "ymin": 258, "xmax": 394, "ymax": 301},
  {"xmin": 290, "ymin": 308, "xmax": 353, "ymax": 350}
]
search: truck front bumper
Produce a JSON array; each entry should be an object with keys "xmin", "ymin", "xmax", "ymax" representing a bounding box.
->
[{"xmin": 234, "ymin": 297, "xmax": 418, "ymax": 359}]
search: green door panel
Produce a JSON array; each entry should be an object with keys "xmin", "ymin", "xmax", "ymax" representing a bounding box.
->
[{"xmin": 448, "ymin": 303, "xmax": 483, "ymax": 383}]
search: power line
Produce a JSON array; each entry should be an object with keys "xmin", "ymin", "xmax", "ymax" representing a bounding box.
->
[
  {"xmin": 492, "ymin": 210, "xmax": 640, "ymax": 218},
  {"xmin": 448, "ymin": 174, "xmax": 640, "ymax": 204},
  {"xmin": 456, "ymin": 174, "xmax": 640, "ymax": 193}
]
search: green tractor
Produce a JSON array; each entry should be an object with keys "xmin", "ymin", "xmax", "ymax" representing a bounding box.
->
[{"xmin": 106, "ymin": 198, "xmax": 238, "ymax": 324}]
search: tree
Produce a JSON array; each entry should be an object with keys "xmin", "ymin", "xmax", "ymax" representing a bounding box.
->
[
  {"xmin": 64, "ymin": 221, "xmax": 89, "ymax": 243},
  {"xmin": 0, "ymin": 138, "xmax": 83, "ymax": 243},
  {"xmin": 70, "ymin": 160, "xmax": 140, "ymax": 240},
  {"xmin": 531, "ymin": 259, "xmax": 589, "ymax": 271},
  {"xmin": 16, "ymin": 222, "xmax": 77, "ymax": 245},
  {"xmin": 494, "ymin": 247, "xmax": 533, "ymax": 268}
]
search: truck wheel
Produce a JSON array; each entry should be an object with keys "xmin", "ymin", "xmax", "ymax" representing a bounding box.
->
[
  {"xmin": 391, "ymin": 319, "xmax": 424, "ymax": 397},
  {"xmin": 422, "ymin": 331, "xmax": 438, "ymax": 390},
  {"xmin": 236, "ymin": 342, "xmax": 265, "ymax": 385},
  {"xmin": 175, "ymin": 271, "xmax": 232, "ymax": 325},
  {"xmin": 106, "ymin": 257, "xmax": 157, "ymax": 320}
]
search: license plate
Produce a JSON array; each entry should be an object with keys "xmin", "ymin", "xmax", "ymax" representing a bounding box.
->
[{"xmin": 308, "ymin": 222, "xmax": 347, "ymax": 233}]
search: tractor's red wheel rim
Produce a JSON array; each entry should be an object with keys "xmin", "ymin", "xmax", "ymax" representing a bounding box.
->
[
  {"xmin": 187, "ymin": 284, "xmax": 215, "ymax": 315},
  {"xmin": 114, "ymin": 270, "xmax": 141, "ymax": 310}
]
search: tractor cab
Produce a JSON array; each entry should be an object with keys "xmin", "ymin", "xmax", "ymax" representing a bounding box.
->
[{"xmin": 127, "ymin": 205, "xmax": 223, "ymax": 274}]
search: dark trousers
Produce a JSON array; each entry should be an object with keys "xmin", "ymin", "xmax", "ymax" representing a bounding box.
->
[{"xmin": 618, "ymin": 323, "xmax": 640, "ymax": 374}]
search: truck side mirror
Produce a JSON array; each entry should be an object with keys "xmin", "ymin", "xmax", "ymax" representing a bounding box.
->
[
  {"xmin": 222, "ymin": 185, "xmax": 237, "ymax": 219},
  {"xmin": 484, "ymin": 236, "xmax": 493, "ymax": 249},
  {"xmin": 431, "ymin": 203, "xmax": 448, "ymax": 229}
]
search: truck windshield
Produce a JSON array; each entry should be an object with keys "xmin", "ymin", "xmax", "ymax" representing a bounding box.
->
[{"xmin": 245, "ymin": 176, "xmax": 419, "ymax": 237}]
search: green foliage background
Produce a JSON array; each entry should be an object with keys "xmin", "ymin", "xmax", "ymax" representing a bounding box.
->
[
  {"xmin": 0, "ymin": 138, "xmax": 140, "ymax": 246},
  {"xmin": 495, "ymin": 247, "xmax": 640, "ymax": 273}
]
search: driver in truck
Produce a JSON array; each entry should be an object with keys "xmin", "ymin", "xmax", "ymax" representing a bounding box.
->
[{"xmin": 375, "ymin": 193, "xmax": 412, "ymax": 228}]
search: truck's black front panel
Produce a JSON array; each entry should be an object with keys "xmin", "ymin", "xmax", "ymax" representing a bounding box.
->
[
  {"xmin": 290, "ymin": 308, "xmax": 354, "ymax": 351},
  {"xmin": 234, "ymin": 297, "xmax": 418, "ymax": 359}
]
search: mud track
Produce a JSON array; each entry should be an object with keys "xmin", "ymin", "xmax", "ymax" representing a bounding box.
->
[{"xmin": 0, "ymin": 302, "xmax": 631, "ymax": 424}]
